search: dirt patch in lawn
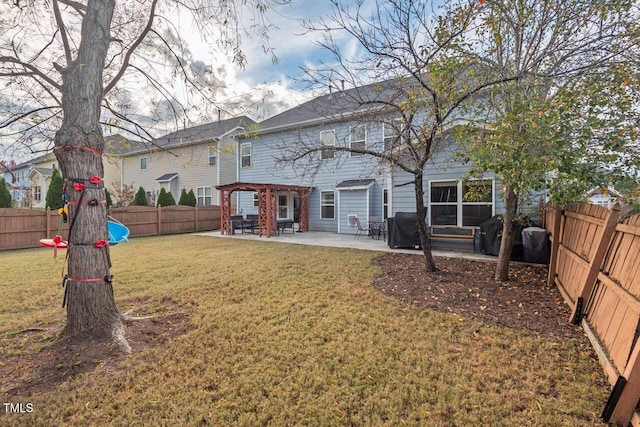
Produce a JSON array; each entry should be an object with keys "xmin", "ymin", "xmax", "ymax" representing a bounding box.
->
[
  {"xmin": 371, "ymin": 253, "xmax": 583, "ymax": 341},
  {"xmin": 1, "ymin": 298, "xmax": 191, "ymax": 400}
]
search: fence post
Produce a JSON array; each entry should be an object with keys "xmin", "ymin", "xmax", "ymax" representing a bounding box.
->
[
  {"xmin": 157, "ymin": 206, "xmax": 162, "ymax": 236},
  {"xmin": 46, "ymin": 207, "xmax": 51, "ymax": 238},
  {"xmin": 195, "ymin": 205, "xmax": 199, "ymax": 232},
  {"xmin": 546, "ymin": 207, "xmax": 562, "ymax": 289},
  {"xmin": 569, "ymin": 204, "xmax": 620, "ymax": 324},
  {"xmin": 607, "ymin": 337, "xmax": 640, "ymax": 424}
]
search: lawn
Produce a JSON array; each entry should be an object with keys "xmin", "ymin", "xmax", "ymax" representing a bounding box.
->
[{"xmin": 0, "ymin": 234, "xmax": 609, "ymax": 426}]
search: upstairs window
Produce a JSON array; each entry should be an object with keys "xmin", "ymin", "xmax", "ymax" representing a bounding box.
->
[
  {"xmin": 208, "ymin": 144, "xmax": 217, "ymax": 166},
  {"xmin": 240, "ymin": 143, "xmax": 251, "ymax": 168},
  {"xmin": 140, "ymin": 157, "xmax": 148, "ymax": 170},
  {"xmin": 320, "ymin": 130, "xmax": 335, "ymax": 160},
  {"xmin": 350, "ymin": 125, "xmax": 366, "ymax": 156},
  {"xmin": 383, "ymin": 119, "xmax": 403, "ymax": 151}
]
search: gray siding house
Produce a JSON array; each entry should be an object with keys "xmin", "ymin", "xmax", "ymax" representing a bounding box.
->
[{"xmin": 235, "ymin": 82, "xmax": 505, "ymax": 237}]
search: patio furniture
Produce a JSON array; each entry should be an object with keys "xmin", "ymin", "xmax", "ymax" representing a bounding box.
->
[
  {"xmin": 354, "ymin": 217, "xmax": 370, "ymax": 239},
  {"xmin": 277, "ymin": 219, "xmax": 295, "ymax": 235}
]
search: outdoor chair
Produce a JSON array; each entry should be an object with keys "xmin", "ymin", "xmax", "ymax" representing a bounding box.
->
[{"xmin": 354, "ymin": 217, "xmax": 370, "ymax": 239}]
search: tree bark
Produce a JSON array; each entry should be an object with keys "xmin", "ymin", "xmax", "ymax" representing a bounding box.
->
[
  {"xmin": 53, "ymin": 0, "xmax": 128, "ymax": 351},
  {"xmin": 414, "ymin": 172, "xmax": 437, "ymax": 272},
  {"xmin": 495, "ymin": 185, "xmax": 518, "ymax": 281}
]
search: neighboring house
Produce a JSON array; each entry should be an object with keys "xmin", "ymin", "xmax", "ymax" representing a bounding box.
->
[
  {"xmin": 233, "ymin": 82, "xmax": 504, "ymax": 237},
  {"xmin": 117, "ymin": 117, "xmax": 255, "ymax": 206},
  {"xmin": 6, "ymin": 135, "xmax": 130, "ymax": 208},
  {"xmin": 587, "ymin": 187, "xmax": 622, "ymax": 209}
]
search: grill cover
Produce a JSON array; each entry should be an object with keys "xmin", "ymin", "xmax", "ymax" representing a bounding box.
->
[{"xmin": 388, "ymin": 212, "xmax": 421, "ymax": 249}]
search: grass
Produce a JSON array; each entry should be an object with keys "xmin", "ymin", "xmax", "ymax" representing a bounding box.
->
[{"xmin": 0, "ymin": 234, "xmax": 608, "ymax": 426}]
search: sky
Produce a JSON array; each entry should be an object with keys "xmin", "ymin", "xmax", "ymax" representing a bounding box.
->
[{"xmin": 177, "ymin": 0, "xmax": 345, "ymax": 123}]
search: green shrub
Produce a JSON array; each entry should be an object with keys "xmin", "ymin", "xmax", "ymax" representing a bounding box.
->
[
  {"xmin": 45, "ymin": 168, "xmax": 64, "ymax": 210},
  {"xmin": 157, "ymin": 188, "xmax": 176, "ymax": 207},
  {"xmin": 132, "ymin": 186, "xmax": 148, "ymax": 206},
  {"xmin": 0, "ymin": 177, "xmax": 12, "ymax": 208},
  {"xmin": 178, "ymin": 188, "xmax": 197, "ymax": 206}
]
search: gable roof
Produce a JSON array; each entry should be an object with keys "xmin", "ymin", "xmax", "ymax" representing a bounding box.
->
[
  {"xmin": 255, "ymin": 80, "xmax": 407, "ymax": 135},
  {"xmin": 119, "ymin": 116, "xmax": 256, "ymax": 156}
]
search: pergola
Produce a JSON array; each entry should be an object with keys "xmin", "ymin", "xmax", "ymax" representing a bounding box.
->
[{"xmin": 216, "ymin": 182, "xmax": 313, "ymax": 238}]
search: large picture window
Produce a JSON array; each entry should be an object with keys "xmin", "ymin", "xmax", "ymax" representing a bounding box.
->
[
  {"xmin": 320, "ymin": 130, "xmax": 335, "ymax": 160},
  {"xmin": 320, "ymin": 191, "xmax": 335, "ymax": 219},
  {"xmin": 350, "ymin": 125, "xmax": 365, "ymax": 156},
  {"xmin": 430, "ymin": 180, "xmax": 493, "ymax": 226}
]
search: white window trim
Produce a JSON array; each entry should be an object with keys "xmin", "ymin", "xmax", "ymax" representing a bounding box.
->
[
  {"xmin": 349, "ymin": 124, "xmax": 366, "ymax": 156},
  {"xmin": 428, "ymin": 179, "xmax": 495, "ymax": 227},
  {"xmin": 197, "ymin": 186, "xmax": 213, "ymax": 206},
  {"xmin": 240, "ymin": 142, "xmax": 251, "ymax": 168},
  {"xmin": 383, "ymin": 118, "xmax": 403, "ymax": 151},
  {"xmin": 320, "ymin": 190, "xmax": 335, "ymax": 219},
  {"xmin": 208, "ymin": 144, "xmax": 217, "ymax": 166},
  {"xmin": 320, "ymin": 129, "xmax": 336, "ymax": 160},
  {"xmin": 140, "ymin": 157, "xmax": 148, "ymax": 170}
]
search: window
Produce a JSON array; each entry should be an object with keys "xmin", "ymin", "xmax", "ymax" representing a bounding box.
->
[
  {"xmin": 34, "ymin": 186, "xmax": 41, "ymax": 202},
  {"xmin": 197, "ymin": 187, "xmax": 212, "ymax": 206},
  {"xmin": 208, "ymin": 144, "xmax": 217, "ymax": 166},
  {"xmin": 383, "ymin": 189, "xmax": 389, "ymax": 219},
  {"xmin": 140, "ymin": 157, "xmax": 147, "ymax": 170},
  {"xmin": 383, "ymin": 119, "xmax": 403, "ymax": 151},
  {"xmin": 462, "ymin": 180, "xmax": 493, "ymax": 226},
  {"xmin": 320, "ymin": 130, "xmax": 335, "ymax": 160},
  {"xmin": 253, "ymin": 192, "xmax": 259, "ymax": 207},
  {"xmin": 320, "ymin": 191, "xmax": 335, "ymax": 219},
  {"xmin": 240, "ymin": 143, "xmax": 251, "ymax": 168},
  {"xmin": 430, "ymin": 182, "xmax": 458, "ymax": 225},
  {"xmin": 350, "ymin": 125, "xmax": 366, "ymax": 156},
  {"xmin": 430, "ymin": 180, "xmax": 493, "ymax": 226}
]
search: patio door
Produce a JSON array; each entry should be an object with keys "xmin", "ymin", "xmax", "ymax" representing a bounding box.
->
[{"xmin": 278, "ymin": 192, "xmax": 290, "ymax": 219}]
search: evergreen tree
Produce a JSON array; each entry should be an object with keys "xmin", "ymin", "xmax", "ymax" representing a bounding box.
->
[
  {"xmin": 132, "ymin": 186, "xmax": 148, "ymax": 206},
  {"xmin": 178, "ymin": 188, "xmax": 189, "ymax": 205},
  {"xmin": 157, "ymin": 188, "xmax": 176, "ymax": 207},
  {"xmin": 0, "ymin": 177, "xmax": 12, "ymax": 208},
  {"xmin": 179, "ymin": 188, "xmax": 197, "ymax": 206},
  {"xmin": 45, "ymin": 167, "xmax": 64, "ymax": 210},
  {"xmin": 105, "ymin": 188, "xmax": 113, "ymax": 208},
  {"xmin": 187, "ymin": 189, "xmax": 197, "ymax": 206}
]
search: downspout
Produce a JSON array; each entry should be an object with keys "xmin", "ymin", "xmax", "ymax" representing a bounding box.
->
[{"xmin": 337, "ymin": 189, "xmax": 341, "ymax": 234}]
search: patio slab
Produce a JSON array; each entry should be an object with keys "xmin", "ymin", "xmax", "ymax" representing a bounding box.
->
[{"xmin": 197, "ymin": 230, "xmax": 498, "ymax": 262}]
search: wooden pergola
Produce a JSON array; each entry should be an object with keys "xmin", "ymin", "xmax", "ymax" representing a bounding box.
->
[{"xmin": 216, "ymin": 182, "xmax": 313, "ymax": 238}]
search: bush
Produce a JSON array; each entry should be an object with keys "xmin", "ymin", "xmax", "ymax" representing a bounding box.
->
[
  {"xmin": 157, "ymin": 188, "xmax": 176, "ymax": 207},
  {"xmin": 132, "ymin": 186, "xmax": 148, "ymax": 206},
  {"xmin": 0, "ymin": 177, "xmax": 12, "ymax": 208},
  {"xmin": 105, "ymin": 188, "xmax": 113, "ymax": 208},
  {"xmin": 178, "ymin": 188, "xmax": 197, "ymax": 206},
  {"xmin": 45, "ymin": 168, "xmax": 64, "ymax": 210}
]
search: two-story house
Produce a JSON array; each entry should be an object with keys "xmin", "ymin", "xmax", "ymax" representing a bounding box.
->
[
  {"xmin": 230, "ymin": 82, "xmax": 504, "ymax": 238},
  {"xmin": 117, "ymin": 116, "xmax": 255, "ymax": 206},
  {"xmin": 5, "ymin": 135, "xmax": 131, "ymax": 208}
]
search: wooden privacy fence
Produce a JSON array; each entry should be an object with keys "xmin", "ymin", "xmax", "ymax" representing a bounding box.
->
[
  {"xmin": 547, "ymin": 204, "xmax": 640, "ymax": 426},
  {"xmin": 0, "ymin": 205, "xmax": 221, "ymax": 251}
]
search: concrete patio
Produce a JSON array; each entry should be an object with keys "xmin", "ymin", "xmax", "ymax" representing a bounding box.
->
[{"xmin": 197, "ymin": 229, "xmax": 497, "ymax": 262}]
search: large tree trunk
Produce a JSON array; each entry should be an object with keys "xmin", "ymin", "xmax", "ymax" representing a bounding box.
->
[
  {"xmin": 54, "ymin": 0, "xmax": 128, "ymax": 352},
  {"xmin": 495, "ymin": 185, "xmax": 518, "ymax": 281},
  {"xmin": 414, "ymin": 173, "xmax": 437, "ymax": 272}
]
